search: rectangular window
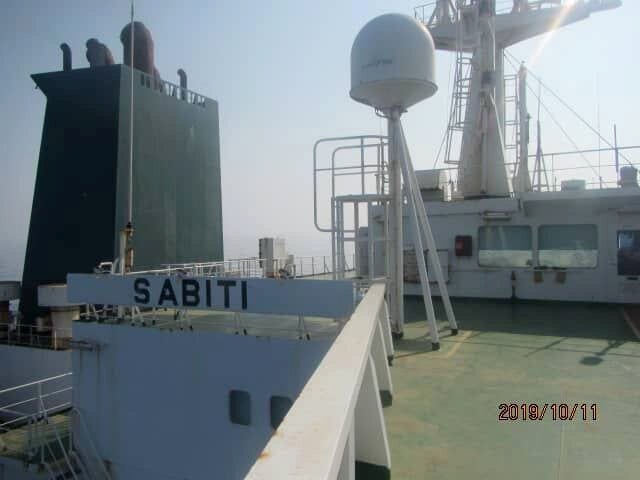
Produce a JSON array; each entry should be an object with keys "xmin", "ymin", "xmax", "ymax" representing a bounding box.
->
[
  {"xmin": 229, "ymin": 390, "xmax": 251, "ymax": 426},
  {"xmin": 538, "ymin": 225, "xmax": 598, "ymax": 268},
  {"xmin": 618, "ymin": 230, "xmax": 640, "ymax": 276},
  {"xmin": 270, "ymin": 396, "xmax": 293, "ymax": 430},
  {"xmin": 478, "ymin": 226, "xmax": 532, "ymax": 267}
]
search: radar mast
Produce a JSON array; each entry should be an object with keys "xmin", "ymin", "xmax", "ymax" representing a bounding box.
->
[{"xmin": 418, "ymin": 0, "xmax": 622, "ymax": 197}]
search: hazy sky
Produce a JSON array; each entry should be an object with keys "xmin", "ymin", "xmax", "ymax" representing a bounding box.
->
[{"xmin": 0, "ymin": 0, "xmax": 638, "ymax": 273}]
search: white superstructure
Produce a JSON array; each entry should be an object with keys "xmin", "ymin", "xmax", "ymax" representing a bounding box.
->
[{"xmin": 366, "ymin": 183, "xmax": 640, "ymax": 303}]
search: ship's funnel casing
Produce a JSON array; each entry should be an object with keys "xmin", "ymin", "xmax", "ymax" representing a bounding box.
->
[
  {"xmin": 20, "ymin": 66, "xmax": 223, "ymax": 323},
  {"xmin": 350, "ymin": 14, "xmax": 437, "ymax": 110}
]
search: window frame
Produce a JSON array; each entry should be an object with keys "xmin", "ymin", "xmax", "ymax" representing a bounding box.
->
[
  {"xmin": 617, "ymin": 229, "xmax": 640, "ymax": 276},
  {"xmin": 229, "ymin": 390, "xmax": 252, "ymax": 426},
  {"xmin": 537, "ymin": 224, "xmax": 599, "ymax": 269},
  {"xmin": 477, "ymin": 224, "xmax": 534, "ymax": 269},
  {"xmin": 269, "ymin": 395, "xmax": 293, "ymax": 430}
]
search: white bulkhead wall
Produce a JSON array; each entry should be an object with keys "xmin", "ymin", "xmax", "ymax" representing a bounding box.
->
[{"xmin": 370, "ymin": 190, "xmax": 640, "ymax": 303}]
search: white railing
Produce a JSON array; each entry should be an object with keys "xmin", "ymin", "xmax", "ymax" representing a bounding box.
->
[
  {"xmin": 286, "ymin": 255, "xmax": 357, "ymax": 278},
  {"xmin": 414, "ymin": 1, "xmax": 568, "ymax": 26},
  {"xmin": 313, "ymin": 135, "xmax": 390, "ymax": 280},
  {"xmin": 0, "ymin": 322, "xmax": 72, "ymax": 350},
  {"xmin": 527, "ymin": 145, "xmax": 640, "ymax": 192},
  {"xmin": 136, "ymin": 258, "xmax": 266, "ymax": 277},
  {"xmin": 131, "ymin": 255, "xmax": 356, "ymax": 279},
  {"xmin": 69, "ymin": 408, "xmax": 112, "ymax": 480},
  {"xmin": 137, "ymin": 68, "xmax": 207, "ymax": 107},
  {"xmin": 0, "ymin": 372, "xmax": 73, "ymax": 475},
  {"xmin": 0, "ymin": 374, "xmax": 112, "ymax": 479},
  {"xmin": 436, "ymin": 145, "xmax": 640, "ymax": 196},
  {"xmin": 246, "ymin": 283, "xmax": 394, "ymax": 479},
  {"xmin": 414, "ymin": 0, "xmax": 451, "ymax": 26},
  {"xmin": 0, "ymin": 372, "xmax": 111, "ymax": 480},
  {"xmin": 0, "ymin": 373, "xmax": 72, "ymax": 432}
]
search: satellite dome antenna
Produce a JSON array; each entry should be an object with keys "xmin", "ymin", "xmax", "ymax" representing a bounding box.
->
[
  {"xmin": 350, "ymin": 13, "xmax": 437, "ymax": 111},
  {"xmin": 350, "ymin": 14, "xmax": 458, "ymax": 349}
]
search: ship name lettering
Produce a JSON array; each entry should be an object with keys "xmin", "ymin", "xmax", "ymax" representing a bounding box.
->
[{"xmin": 133, "ymin": 277, "xmax": 248, "ymax": 310}]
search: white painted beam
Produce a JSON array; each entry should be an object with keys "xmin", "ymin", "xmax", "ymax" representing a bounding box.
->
[
  {"xmin": 380, "ymin": 301, "xmax": 395, "ymax": 362},
  {"xmin": 67, "ymin": 274, "xmax": 355, "ymax": 318},
  {"xmin": 354, "ymin": 355, "xmax": 391, "ymax": 469},
  {"xmin": 372, "ymin": 319, "xmax": 393, "ymax": 405},
  {"xmin": 337, "ymin": 423, "xmax": 355, "ymax": 480}
]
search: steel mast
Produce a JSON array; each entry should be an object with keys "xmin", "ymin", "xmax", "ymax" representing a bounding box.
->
[{"xmin": 423, "ymin": 0, "xmax": 622, "ymax": 197}]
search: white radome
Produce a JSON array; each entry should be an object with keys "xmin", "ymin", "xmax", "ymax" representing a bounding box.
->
[{"xmin": 350, "ymin": 13, "xmax": 437, "ymax": 111}]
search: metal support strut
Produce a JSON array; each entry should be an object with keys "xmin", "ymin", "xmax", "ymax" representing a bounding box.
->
[{"xmin": 389, "ymin": 109, "xmax": 459, "ymax": 348}]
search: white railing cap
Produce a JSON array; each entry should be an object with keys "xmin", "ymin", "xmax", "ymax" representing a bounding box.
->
[{"xmin": 246, "ymin": 283, "xmax": 386, "ymax": 479}]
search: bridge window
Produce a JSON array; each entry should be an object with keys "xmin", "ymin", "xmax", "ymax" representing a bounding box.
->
[
  {"xmin": 478, "ymin": 226, "xmax": 532, "ymax": 267},
  {"xmin": 538, "ymin": 225, "xmax": 598, "ymax": 268},
  {"xmin": 229, "ymin": 390, "xmax": 251, "ymax": 426},
  {"xmin": 618, "ymin": 230, "xmax": 640, "ymax": 276},
  {"xmin": 270, "ymin": 396, "xmax": 293, "ymax": 430}
]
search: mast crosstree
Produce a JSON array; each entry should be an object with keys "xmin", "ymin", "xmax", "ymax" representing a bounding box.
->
[{"xmin": 418, "ymin": 0, "xmax": 622, "ymax": 197}]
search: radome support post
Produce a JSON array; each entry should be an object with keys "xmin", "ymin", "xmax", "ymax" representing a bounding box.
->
[
  {"xmin": 387, "ymin": 110, "xmax": 405, "ymax": 336},
  {"xmin": 350, "ymin": 13, "xmax": 458, "ymax": 342},
  {"xmin": 394, "ymin": 118, "xmax": 441, "ymax": 348},
  {"xmin": 399, "ymin": 126, "xmax": 458, "ymax": 334}
]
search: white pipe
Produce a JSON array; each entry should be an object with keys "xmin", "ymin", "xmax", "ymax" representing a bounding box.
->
[
  {"xmin": 367, "ymin": 202, "xmax": 374, "ymax": 282},
  {"xmin": 354, "ymin": 202, "xmax": 359, "ymax": 277},
  {"xmin": 337, "ymin": 201, "xmax": 345, "ymax": 279},
  {"xmin": 313, "ymin": 135, "xmax": 386, "ymax": 233},
  {"xmin": 399, "ymin": 125, "xmax": 459, "ymax": 332},
  {"xmin": 387, "ymin": 112, "xmax": 404, "ymax": 335},
  {"xmin": 331, "ymin": 197, "xmax": 337, "ymax": 279},
  {"xmin": 128, "ymin": 2, "xmax": 135, "ymax": 226},
  {"xmin": 395, "ymin": 121, "xmax": 440, "ymax": 347}
]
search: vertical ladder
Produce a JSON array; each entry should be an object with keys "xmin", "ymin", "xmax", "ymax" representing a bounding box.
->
[
  {"xmin": 444, "ymin": 54, "xmax": 473, "ymax": 165},
  {"xmin": 443, "ymin": 5, "xmax": 473, "ymax": 168}
]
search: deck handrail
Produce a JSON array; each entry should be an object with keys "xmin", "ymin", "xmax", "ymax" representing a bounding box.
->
[
  {"xmin": 0, "ymin": 373, "xmax": 71, "ymax": 397},
  {"xmin": 414, "ymin": 1, "xmax": 568, "ymax": 26},
  {"xmin": 246, "ymin": 283, "xmax": 394, "ymax": 479},
  {"xmin": 0, "ymin": 373, "xmax": 72, "ymax": 432},
  {"xmin": 135, "ymin": 67, "xmax": 207, "ymax": 108},
  {"xmin": 131, "ymin": 255, "xmax": 356, "ymax": 278},
  {"xmin": 70, "ymin": 408, "xmax": 112, "ymax": 480},
  {"xmin": 0, "ymin": 322, "xmax": 72, "ymax": 350}
]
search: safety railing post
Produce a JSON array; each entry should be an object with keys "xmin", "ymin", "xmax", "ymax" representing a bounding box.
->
[
  {"xmin": 40, "ymin": 420, "xmax": 44, "ymax": 464},
  {"xmin": 37, "ymin": 382, "xmax": 43, "ymax": 418}
]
